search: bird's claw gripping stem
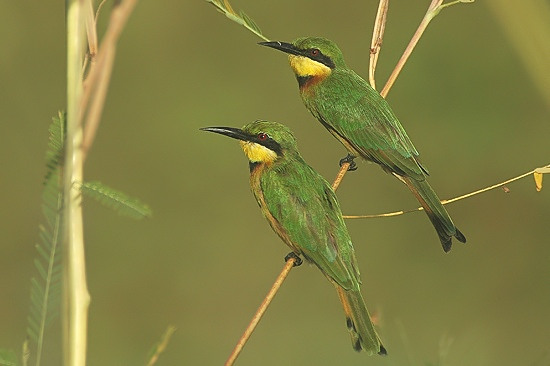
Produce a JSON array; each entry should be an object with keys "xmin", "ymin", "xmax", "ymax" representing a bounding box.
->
[
  {"xmin": 339, "ymin": 154, "xmax": 357, "ymax": 171},
  {"xmin": 284, "ymin": 252, "xmax": 303, "ymax": 267}
]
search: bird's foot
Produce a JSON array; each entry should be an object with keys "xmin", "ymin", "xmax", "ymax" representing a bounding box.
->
[
  {"xmin": 339, "ymin": 154, "xmax": 357, "ymax": 171},
  {"xmin": 284, "ymin": 252, "xmax": 302, "ymax": 267}
]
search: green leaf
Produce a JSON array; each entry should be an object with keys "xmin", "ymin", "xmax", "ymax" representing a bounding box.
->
[
  {"xmin": 35, "ymin": 242, "xmax": 50, "ymax": 263},
  {"xmin": 30, "ymin": 278, "xmax": 45, "ymax": 299},
  {"xmin": 27, "ymin": 113, "xmax": 65, "ymax": 366},
  {"xmin": 240, "ymin": 11, "xmax": 262, "ymax": 35},
  {"xmin": 80, "ymin": 181, "xmax": 152, "ymax": 219},
  {"xmin": 33, "ymin": 260, "xmax": 48, "ymax": 281},
  {"xmin": 0, "ymin": 348, "xmax": 18, "ymax": 366},
  {"xmin": 43, "ymin": 111, "xmax": 65, "ymax": 185},
  {"xmin": 206, "ymin": 0, "xmax": 270, "ymax": 41},
  {"xmin": 534, "ymin": 165, "xmax": 550, "ymax": 191}
]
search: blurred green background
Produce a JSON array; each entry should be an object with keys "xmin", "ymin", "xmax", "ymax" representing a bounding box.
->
[{"xmin": 1, "ymin": 1, "xmax": 549, "ymax": 365}]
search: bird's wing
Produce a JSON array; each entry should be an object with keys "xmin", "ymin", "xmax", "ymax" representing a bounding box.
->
[
  {"xmin": 261, "ymin": 160, "xmax": 361, "ymax": 290},
  {"xmin": 314, "ymin": 70, "xmax": 429, "ymax": 180}
]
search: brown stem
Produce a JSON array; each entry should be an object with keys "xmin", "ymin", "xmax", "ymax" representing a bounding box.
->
[
  {"xmin": 84, "ymin": 0, "xmax": 98, "ymax": 60},
  {"xmin": 369, "ymin": 0, "xmax": 389, "ymax": 89},
  {"xmin": 224, "ymin": 256, "xmax": 297, "ymax": 366},
  {"xmin": 343, "ymin": 166, "xmax": 548, "ymax": 219},
  {"xmin": 81, "ymin": 0, "xmax": 139, "ymax": 161},
  {"xmin": 381, "ymin": 0, "xmax": 442, "ymax": 97},
  {"xmin": 332, "ymin": 162, "xmax": 351, "ymax": 191}
]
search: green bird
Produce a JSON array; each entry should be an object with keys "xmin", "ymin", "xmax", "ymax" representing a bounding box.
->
[
  {"xmin": 259, "ymin": 37, "xmax": 466, "ymax": 252},
  {"xmin": 201, "ymin": 120, "xmax": 386, "ymax": 355}
]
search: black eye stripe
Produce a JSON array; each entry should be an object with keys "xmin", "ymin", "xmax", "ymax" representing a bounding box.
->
[
  {"xmin": 303, "ymin": 48, "xmax": 335, "ymax": 69},
  {"xmin": 252, "ymin": 133, "xmax": 282, "ymax": 156}
]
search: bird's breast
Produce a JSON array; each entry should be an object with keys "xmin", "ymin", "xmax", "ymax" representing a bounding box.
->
[{"xmin": 249, "ymin": 166, "xmax": 301, "ymax": 254}]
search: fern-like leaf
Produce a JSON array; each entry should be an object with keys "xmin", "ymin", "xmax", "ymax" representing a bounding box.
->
[
  {"xmin": 80, "ymin": 181, "xmax": 152, "ymax": 219},
  {"xmin": 206, "ymin": 0, "xmax": 270, "ymax": 41},
  {"xmin": 27, "ymin": 114, "xmax": 65, "ymax": 366},
  {"xmin": 43, "ymin": 111, "xmax": 65, "ymax": 185},
  {"xmin": 0, "ymin": 349, "xmax": 17, "ymax": 366},
  {"xmin": 239, "ymin": 11, "xmax": 263, "ymax": 36}
]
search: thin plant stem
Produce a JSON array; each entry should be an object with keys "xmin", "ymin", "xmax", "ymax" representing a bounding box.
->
[
  {"xmin": 369, "ymin": 0, "xmax": 389, "ymax": 89},
  {"xmin": 65, "ymin": 1, "xmax": 90, "ymax": 365},
  {"xmin": 146, "ymin": 326, "xmax": 177, "ymax": 366},
  {"xmin": 81, "ymin": 0, "xmax": 139, "ymax": 161},
  {"xmin": 380, "ymin": 0, "xmax": 473, "ymax": 97},
  {"xmin": 380, "ymin": 0, "xmax": 442, "ymax": 97},
  {"xmin": 84, "ymin": 0, "xmax": 98, "ymax": 60},
  {"xmin": 343, "ymin": 165, "xmax": 548, "ymax": 219},
  {"xmin": 23, "ymin": 340, "xmax": 30, "ymax": 366},
  {"xmin": 62, "ymin": 1, "xmax": 139, "ymax": 365},
  {"xmin": 332, "ymin": 162, "xmax": 351, "ymax": 191},
  {"xmin": 95, "ymin": 0, "xmax": 109, "ymax": 26},
  {"xmin": 225, "ymin": 256, "xmax": 297, "ymax": 366},
  {"xmin": 380, "ymin": 0, "xmax": 443, "ymax": 98},
  {"xmin": 35, "ymin": 185, "xmax": 63, "ymax": 366}
]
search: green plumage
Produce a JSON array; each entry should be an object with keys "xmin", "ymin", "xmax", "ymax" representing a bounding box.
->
[
  {"xmin": 260, "ymin": 37, "xmax": 466, "ymax": 251},
  {"xmin": 201, "ymin": 121, "xmax": 385, "ymax": 355},
  {"xmin": 259, "ymin": 141, "xmax": 358, "ymax": 285}
]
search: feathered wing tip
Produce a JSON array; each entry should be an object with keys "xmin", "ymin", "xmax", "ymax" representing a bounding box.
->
[
  {"xmin": 439, "ymin": 225, "xmax": 467, "ymax": 252},
  {"xmin": 402, "ymin": 177, "xmax": 466, "ymax": 252},
  {"xmin": 336, "ymin": 286, "xmax": 387, "ymax": 356},
  {"xmin": 455, "ymin": 227, "xmax": 467, "ymax": 243}
]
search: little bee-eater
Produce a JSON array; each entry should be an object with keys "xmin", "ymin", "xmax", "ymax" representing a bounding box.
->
[
  {"xmin": 259, "ymin": 37, "xmax": 466, "ymax": 252},
  {"xmin": 201, "ymin": 120, "xmax": 386, "ymax": 355}
]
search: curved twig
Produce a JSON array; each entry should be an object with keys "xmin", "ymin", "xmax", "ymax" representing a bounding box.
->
[
  {"xmin": 344, "ymin": 165, "xmax": 548, "ymax": 219},
  {"xmin": 369, "ymin": 0, "xmax": 389, "ymax": 89},
  {"xmin": 331, "ymin": 163, "xmax": 352, "ymax": 191},
  {"xmin": 225, "ymin": 256, "xmax": 297, "ymax": 366}
]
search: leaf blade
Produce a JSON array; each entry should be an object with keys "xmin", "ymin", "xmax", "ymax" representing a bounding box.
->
[
  {"xmin": 80, "ymin": 181, "xmax": 152, "ymax": 219},
  {"xmin": 205, "ymin": 0, "xmax": 270, "ymax": 41}
]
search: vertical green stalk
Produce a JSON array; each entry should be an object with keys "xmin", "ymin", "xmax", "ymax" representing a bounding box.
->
[
  {"xmin": 35, "ymin": 182, "xmax": 63, "ymax": 366},
  {"xmin": 65, "ymin": 1, "xmax": 89, "ymax": 365}
]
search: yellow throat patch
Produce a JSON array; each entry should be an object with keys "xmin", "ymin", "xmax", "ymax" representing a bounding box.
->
[
  {"xmin": 240, "ymin": 141, "xmax": 278, "ymax": 164},
  {"xmin": 289, "ymin": 55, "xmax": 332, "ymax": 78}
]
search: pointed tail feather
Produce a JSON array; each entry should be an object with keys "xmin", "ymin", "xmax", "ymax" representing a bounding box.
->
[
  {"xmin": 402, "ymin": 176, "xmax": 466, "ymax": 252},
  {"xmin": 335, "ymin": 286, "xmax": 386, "ymax": 355}
]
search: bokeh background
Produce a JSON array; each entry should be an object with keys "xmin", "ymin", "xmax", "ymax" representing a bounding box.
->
[{"xmin": 1, "ymin": 1, "xmax": 549, "ymax": 365}]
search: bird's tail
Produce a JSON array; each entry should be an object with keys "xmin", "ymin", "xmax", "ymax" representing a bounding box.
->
[
  {"xmin": 335, "ymin": 286, "xmax": 387, "ymax": 355},
  {"xmin": 402, "ymin": 176, "xmax": 466, "ymax": 252}
]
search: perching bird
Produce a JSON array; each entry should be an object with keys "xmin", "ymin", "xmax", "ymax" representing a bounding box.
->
[
  {"xmin": 201, "ymin": 120, "xmax": 386, "ymax": 355},
  {"xmin": 259, "ymin": 37, "xmax": 466, "ymax": 252}
]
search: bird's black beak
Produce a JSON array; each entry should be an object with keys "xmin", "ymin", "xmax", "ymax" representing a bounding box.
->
[
  {"xmin": 258, "ymin": 41, "xmax": 301, "ymax": 56},
  {"xmin": 200, "ymin": 127, "xmax": 252, "ymax": 143}
]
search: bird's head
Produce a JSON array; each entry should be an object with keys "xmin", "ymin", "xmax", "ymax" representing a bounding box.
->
[
  {"xmin": 259, "ymin": 37, "xmax": 346, "ymax": 82},
  {"xmin": 201, "ymin": 120, "xmax": 298, "ymax": 165}
]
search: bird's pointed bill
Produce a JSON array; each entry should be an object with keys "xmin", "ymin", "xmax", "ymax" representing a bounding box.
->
[
  {"xmin": 258, "ymin": 41, "xmax": 301, "ymax": 56},
  {"xmin": 200, "ymin": 127, "xmax": 251, "ymax": 142}
]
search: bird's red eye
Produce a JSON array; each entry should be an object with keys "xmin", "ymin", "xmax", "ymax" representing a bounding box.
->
[
  {"xmin": 257, "ymin": 133, "xmax": 268, "ymax": 141},
  {"xmin": 311, "ymin": 49, "xmax": 319, "ymax": 56}
]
